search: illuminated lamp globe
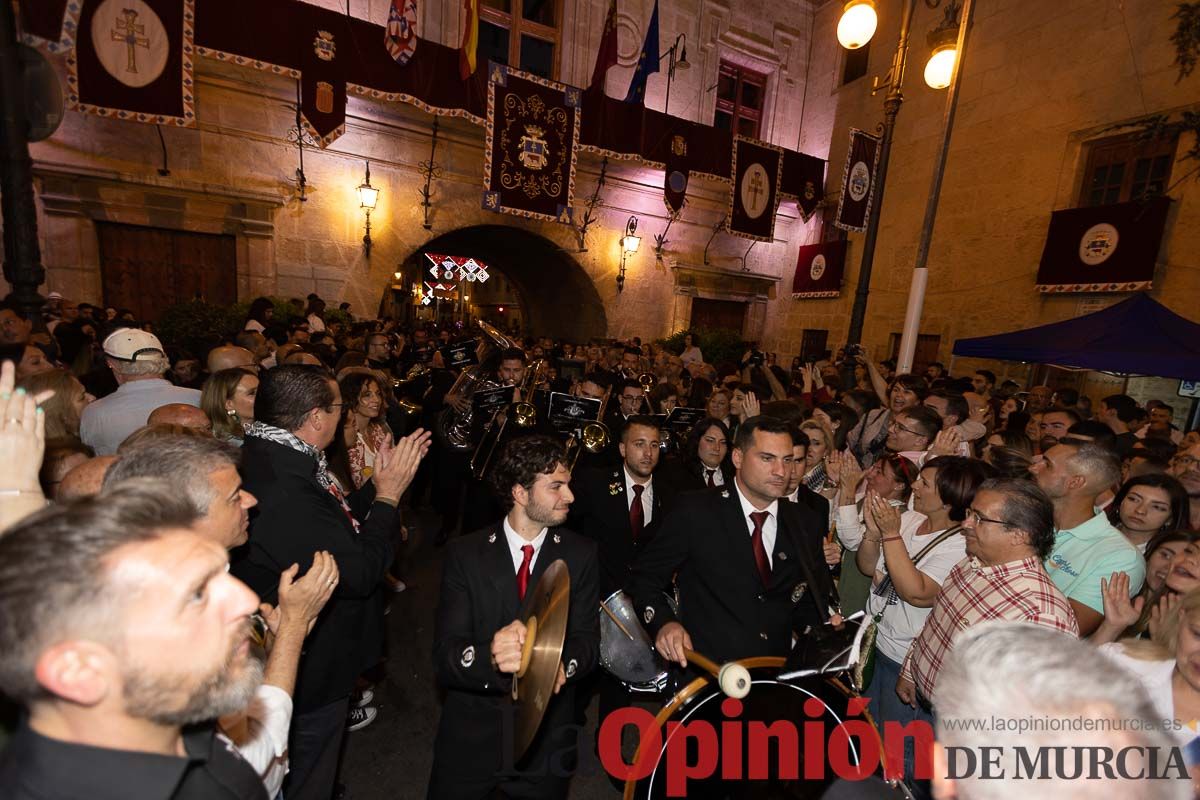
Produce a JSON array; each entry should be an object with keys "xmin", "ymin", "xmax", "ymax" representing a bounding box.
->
[
  {"xmin": 923, "ymin": 45, "xmax": 957, "ymax": 89},
  {"xmin": 837, "ymin": 0, "xmax": 878, "ymax": 50}
]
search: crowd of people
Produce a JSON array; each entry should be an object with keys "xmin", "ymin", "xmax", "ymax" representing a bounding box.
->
[{"xmin": 0, "ymin": 289, "xmax": 1199, "ymax": 799}]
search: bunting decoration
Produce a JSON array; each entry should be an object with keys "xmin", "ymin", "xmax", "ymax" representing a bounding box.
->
[
  {"xmin": 728, "ymin": 135, "xmax": 783, "ymax": 241},
  {"xmin": 299, "ymin": 19, "xmax": 348, "ymax": 147},
  {"xmin": 425, "ymin": 253, "xmax": 491, "ymax": 283},
  {"xmin": 67, "ymin": 0, "xmax": 195, "ymax": 126},
  {"xmin": 791, "ymin": 240, "xmax": 847, "ymax": 299},
  {"xmin": 385, "ymin": 0, "xmax": 417, "ymax": 66},
  {"xmin": 1034, "ymin": 196, "xmax": 1171, "ymax": 293},
  {"xmin": 624, "ymin": 0, "xmax": 659, "ymax": 104},
  {"xmin": 833, "ymin": 128, "xmax": 881, "ymax": 232},
  {"xmin": 483, "ymin": 65, "xmax": 581, "ymax": 224}
]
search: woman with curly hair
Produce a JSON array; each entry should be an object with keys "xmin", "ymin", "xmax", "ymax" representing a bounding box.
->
[{"xmin": 339, "ymin": 371, "xmax": 394, "ymax": 488}]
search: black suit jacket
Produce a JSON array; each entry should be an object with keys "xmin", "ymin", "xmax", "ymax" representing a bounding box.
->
[
  {"xmin": 657, "ymin": 457, "xmax": 734, "ymax": 499},
  {"xmin": 429, "ymin": 523, "xmax": 599, "ymax": 797},
  {"xmin": 567, "ymin": 465, "xmax": 678, "ymax": 597},
  {"xmin": 627, "ymin": 485, "xmax": 836, "ymax": 664},
  {"xmin": 231, "ymin": 437, "xmax": 398, "ymax": 713},
  {"xmin": 788, "ymin": 486, "xmax": 831, "ymax": 536}
]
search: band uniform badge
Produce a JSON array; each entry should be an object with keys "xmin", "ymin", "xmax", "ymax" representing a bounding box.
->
[
  {"xmin": 791, "ymin": 582, "xmax": 807, "ymax": 603},
  {"xmin": 644, "ymin": 606, "xmax": 655, "ymax": 624},
  {"xmin": 461, "ymin": 645, "xmax": 476, "ymax": 668}
]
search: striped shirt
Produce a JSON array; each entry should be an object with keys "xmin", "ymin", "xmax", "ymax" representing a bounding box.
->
[{"xmin": 901, "ymin": 555, "xmax": 1078, "ymax": 701}]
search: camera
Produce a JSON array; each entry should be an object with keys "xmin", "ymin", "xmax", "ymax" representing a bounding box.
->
[
  {"xmin": 845, "ymin": 343, "xmax": 865, "ymax": 359},
  {"xmin": 748, "ymin": 350, "xmax": 765, "ymax": 367}
]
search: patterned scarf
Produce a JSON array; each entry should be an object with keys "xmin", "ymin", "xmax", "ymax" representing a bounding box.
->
[{"xmin": 245, "ymin": 421, "xmax": 360, "ymax": 532}]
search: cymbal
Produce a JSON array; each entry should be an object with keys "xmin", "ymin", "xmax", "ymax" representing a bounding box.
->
[{"xmin": 511, "ymin": 558, "xmax": 570, "ymax": 762}]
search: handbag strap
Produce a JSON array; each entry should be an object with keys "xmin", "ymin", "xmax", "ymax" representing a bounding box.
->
[{"xmin": 869, "ymin": 525, "xmax": 963, "ymax": 618}]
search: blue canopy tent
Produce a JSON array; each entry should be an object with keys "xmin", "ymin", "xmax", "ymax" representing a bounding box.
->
[{"xmin": 951, "ymin": 294, "xmax": 1200, "ymax": 379}]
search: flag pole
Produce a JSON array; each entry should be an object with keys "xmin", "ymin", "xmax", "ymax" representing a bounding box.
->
[{"xmin": 896, "ymin": 0, "xmax": 974, "ymax": 374}]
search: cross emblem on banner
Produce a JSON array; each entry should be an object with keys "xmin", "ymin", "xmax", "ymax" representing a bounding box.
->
[
  {"xmin": 111, "ymin": 9, "xmax": 150, "ymax": 74},
  {"xmin": 748, "ymin": 170, "xmax": 764, "ymax": 207}
]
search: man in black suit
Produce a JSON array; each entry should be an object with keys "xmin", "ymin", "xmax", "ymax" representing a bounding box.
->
[
  {"xmin": 231, "ymin": 365, "xmax": 430, "ymax": 800},
  {"xmin": 428, "ymin": 435, "xmax": 599, "ymax": 800},
  {"xmin": 782, "ymin": 427, "xmax": 831, "ymax": 528},
  {"xmin": 628, "ymin": 416, "xmax": 838, "ymax": 668}
]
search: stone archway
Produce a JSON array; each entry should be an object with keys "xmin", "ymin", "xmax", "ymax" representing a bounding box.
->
[{"xmin": 395, "ymin": 225, "xmax": 607, "ymax": 341}]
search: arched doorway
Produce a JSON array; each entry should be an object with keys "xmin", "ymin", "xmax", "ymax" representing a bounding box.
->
[{"xmin": 386, "ymin": 225, "xmax": 607, "ymax": 341}]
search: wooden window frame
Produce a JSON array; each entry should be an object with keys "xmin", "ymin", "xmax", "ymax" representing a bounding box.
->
[
  {"xmin": 480, "ymin": 0, "xmax": 562, "ymax": 80},
  {"xmin": 715, "ymin": 61, "xmax": 768, "ymax": 140},
  {"xmin": 1079, "ymin": 133, "xmax": 1177, "ymax": 207}
]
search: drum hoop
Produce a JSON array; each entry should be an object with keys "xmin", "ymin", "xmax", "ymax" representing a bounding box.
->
[{"xmin": 621, "ymin": 658, "xmax": 891, "ymax": 799}]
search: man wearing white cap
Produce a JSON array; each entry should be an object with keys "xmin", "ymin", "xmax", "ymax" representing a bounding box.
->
[{"xmin": 79, "ymin": 328, "xmax": 202, "ymax": 455}]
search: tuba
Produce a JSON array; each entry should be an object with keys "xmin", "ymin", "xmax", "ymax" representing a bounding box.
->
[{"xmin": 436, "ymin": 320, "xmax": 522, "ymax": 451}]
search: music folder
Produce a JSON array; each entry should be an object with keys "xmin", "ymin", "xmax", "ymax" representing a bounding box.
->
[
  {"xmin": 665, "ymin": 406, "xmax": 705, "ymax": 434},
  {"xmin": 472, "ymin": 385, "xmax": 515, "ymax": 417},
  {"xmin": 442, "ymin": 341, "xmax": 480, "ymax": 369},
  {"xmin": 547, "ymin": 392, "xmax": 600, "ymax": 433}
]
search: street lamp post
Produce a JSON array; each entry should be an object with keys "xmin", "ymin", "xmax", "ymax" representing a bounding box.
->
[{"xmin": 659, "ymin": 34, "xmax": 689, "ymax": 117}]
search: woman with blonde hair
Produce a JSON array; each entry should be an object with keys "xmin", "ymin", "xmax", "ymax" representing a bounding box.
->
[
  {"xmin": 799, "ymin": 419, "xmax": 836, "ymax": 494},
  {"xmin": 201, "ymin": 367, "xmax": 259, "ymax": 444},
  {"xmin": 17, "ymin": 368, "xmax": 92, "ymax": 443}
]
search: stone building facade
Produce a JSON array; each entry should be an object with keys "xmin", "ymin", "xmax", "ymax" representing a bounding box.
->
[{"xmin": 9, "ymin": 0, "xmax": 1199, "ymax": 385}]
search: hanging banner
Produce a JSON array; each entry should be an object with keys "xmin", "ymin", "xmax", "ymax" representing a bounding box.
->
[
  {"xmin": 780, "ymin": 149, "xmax": 825, "ymax": 222},
  {"xmin": 300, "ymin": 18, "xmax": 349, "ymax": 147},
  {"xmin": 482, "ymin": 64, "xmax": 581, "ymax": 224},
  {"xmin": 385, "ymin": 0, "xmax": 418, "ymax": 65},
  {"xmin": 833, "ymin": 128, "xmax": 881, "ymax": 232},
  {"xmin": 67, "ymin": 0, "xmax": 195, "ymax": 126},
  {"xmin": 1034, "ymin": 196, "xmax": 1171, "ymax": 293},
  {"xmin": 663, "ymin": 128, "xmax": 690, "ymax": 214},
  {"xmin": 728, "ymin": 135, "xmax": 783, "ymax": 241},
  {"xmin": 791, "ymin": 240, "xmax": 847, "ymax": 299},
  {"xmin": 19, "ymin": 0, "xmax": 77, "ymax": 53}
]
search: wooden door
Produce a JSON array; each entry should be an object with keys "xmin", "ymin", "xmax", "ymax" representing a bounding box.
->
[
  {"xmin": 97, "ymin": 223, "xmax": 237, "ymax": 321},
  {"xmin": 690, "ymin": 298, "xmax": 747, "ymax": 335}
]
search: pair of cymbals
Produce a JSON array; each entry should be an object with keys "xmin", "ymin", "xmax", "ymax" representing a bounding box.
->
[{"xmin": 511, "ymin": 559, "xmax": 570, "ymax": 761}]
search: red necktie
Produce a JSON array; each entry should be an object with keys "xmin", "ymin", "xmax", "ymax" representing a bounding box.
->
[
  {"xmin": 629, "ymin": 483, "xmax": 645, "ymax": 540},
  {"xmin": 749, "ymin": 511, "xmax": 772, "ymax": 586},
  {"xmin": 705, "ymin": 468, "xmax": 716, "ymax": 488},
  {"xmin": 516, "ymin": 544, "xmax": 534, "ymax": 600}
]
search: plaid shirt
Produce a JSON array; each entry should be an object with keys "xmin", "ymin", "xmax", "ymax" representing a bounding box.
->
[{"xmin": 901, "ymin": 555, "xmax": 1078, "ymax": 701}]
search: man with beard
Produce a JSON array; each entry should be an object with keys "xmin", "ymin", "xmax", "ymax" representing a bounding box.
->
[
  {"xmin": 1169, "ymin": 441, "xmax": 1200, "ymax": 531},
  {"xmin": 1037, "ymin": 407, "xmax": 1082, "ymax": 453},
  {"xmin": 428, "ymin": 435, "xmax": 598, "ymax": 799},
  {"xmin": 0, "ymin": 482, "xmax": 268, "ymax": 799},
  {"xmin": 629, "ymin": 416, "xmax": 837, "ymax": 668}
]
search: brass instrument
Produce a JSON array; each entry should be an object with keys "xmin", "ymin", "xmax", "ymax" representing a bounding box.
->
[
  {"xmin": 470, "ymin": 357, "xmax": 548, "ymax": 479},
  {"xmin": 638, "ymin": 371, "xmax": 656, "ymax": 415},
  {"xmin": 436, "ymin": 320, "xmax": 521, "ymax": 451},
  {"xmin": 566, "ymin": 383, "xmax": 612, "ymax": 470}
]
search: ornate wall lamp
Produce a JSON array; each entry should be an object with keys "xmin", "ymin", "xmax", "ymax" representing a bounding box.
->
[
  {"xmin": 617, "ymin": 215, "xmax": 640, "ymax": 293},
  {"xmin": 356, "ymin": 161, "xmax": 379, "ymax": 258}
]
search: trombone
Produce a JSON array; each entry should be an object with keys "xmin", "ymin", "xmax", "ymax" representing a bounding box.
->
[
  {"xmin": 566, "ymin": 383, "xmax": 612, "ymax": 471},
  {"xmin": 471, "ymin": 357, "xmax": 548, "ymax": 479}
]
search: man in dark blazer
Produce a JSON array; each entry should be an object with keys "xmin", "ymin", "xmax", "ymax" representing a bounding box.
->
[
  {"xmin": 627, "ymin": 416, "xmax": 838, "ymax": 668},
  {"xmin": 231, "ymin": 365, "xmax": 429, "ymax": 800},
  {"xmin": 428, "ymin": 435, "xmax": 599, "ymax": 800}
]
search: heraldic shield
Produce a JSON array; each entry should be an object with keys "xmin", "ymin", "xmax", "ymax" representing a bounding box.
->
[{"xmin": 483, "ymin": 64, "xmax": 581, "ymax": 224}]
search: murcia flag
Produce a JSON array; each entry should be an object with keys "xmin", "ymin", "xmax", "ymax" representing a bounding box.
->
[
  {"xmin": 386, "ymin": 0, "xmax": 418, "ymax": 65},
  {"xmin": 67, "ymin": 0, "xmax": 195, "ymax": 126},
  {"xmin": 833, "ymin": 128, "xmax": 881, "ymax": 232},
  {"xmin": 1034, "ymin": 196, "xmax": 1171, "ymax": 293},
  {"xmin": 728, "ymin": 135, "xmax": 783, "ymax": 241}
]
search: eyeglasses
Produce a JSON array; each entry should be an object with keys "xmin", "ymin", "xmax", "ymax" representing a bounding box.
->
[
  {"xmin": 888, "ymin": 419, "xmax": 921, "ymax": 436},
  {"xmin": 966, "ymin": 507, "xmax": 1014, "ymax": 528}
]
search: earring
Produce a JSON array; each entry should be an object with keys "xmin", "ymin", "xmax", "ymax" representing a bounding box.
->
[{"xmin": 227, "ymin": 409, "xmax": 237, "ymax": 417}]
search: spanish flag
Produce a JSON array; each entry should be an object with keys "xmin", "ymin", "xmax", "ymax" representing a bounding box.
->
[{"xmin": 459, "ymin": 0, "xmax": 479, "ymax": 80}]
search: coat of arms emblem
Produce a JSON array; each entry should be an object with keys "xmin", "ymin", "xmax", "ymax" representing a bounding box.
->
[
  {"xmin": 518, "ymin": 125, "xmax": 549, "ymax": 170},
  {"xmin": 671, "ymin": 135, "xmax": 687, "ymax": 157},
  {"xmin": 313, "ymin": 30, "xmax": 336, "ymax": 61}
]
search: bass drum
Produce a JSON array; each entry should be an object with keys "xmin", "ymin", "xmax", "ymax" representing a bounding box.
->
[{"xmin": 622, "ymin": 658, "xmax": 900, "ymax": 800}]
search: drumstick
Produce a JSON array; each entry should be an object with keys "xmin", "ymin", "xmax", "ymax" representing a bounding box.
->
[
  {"xmin": 599, "ymin": 602, "xmax": 638, "ymax": 641},
  {"xmin": 682, "ymin": 649, "xmax": 721, "ymax": 679}
]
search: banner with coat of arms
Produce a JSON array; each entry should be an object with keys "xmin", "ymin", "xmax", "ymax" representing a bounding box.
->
[
  {"xmin": 728, "ymin": 135, "xmax": 784, "ymax": 242},
  {"xmin": 482, "ymin": 64, "xmax": 581, "ymax": 224},
  {"xmin": 1034, "ymin": 196, "xmax": 1171, "ymax": 293},
  {"xmin": 791, "ymin": 240, "xmax": 847, "ymax": 299},
  {"xmin": 663, "ymin": 127, "xmax": 690, "ymax": 214},
  {"xmin": 67, "ymin": 0, "xmax": 195, "ymax": 126},
  {"xmin": 833, "ymin": 128, "xmax": 881, "ymax": 232},
  {"xmin": 300, "ymin": 20, "xmax": 349, "ymax": 147}
]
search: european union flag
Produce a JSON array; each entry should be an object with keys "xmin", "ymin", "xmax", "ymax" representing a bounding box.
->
[{"xmin": 623, "ymin": 0, "xmax": 660, "ymax": 104}]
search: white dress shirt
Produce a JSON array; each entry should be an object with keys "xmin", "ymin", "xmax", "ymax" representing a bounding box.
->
[
  {"xmin": 701, "ymin": 464, "xmax": 725, "ymax": 487},
  {"xmin": 217, "ymin": 683, "xmax": 294, "ymax": 797},
  {"xmin": 503, "ymin": 516, "xmax": 548, "ymax": 573},
  {"xmin": 624, "ymin": 466, "xmax": 654, "ymax": 526},
  {"xmin": 732, "ymin": 480, "xmax": 778, "ymax": 568}
]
